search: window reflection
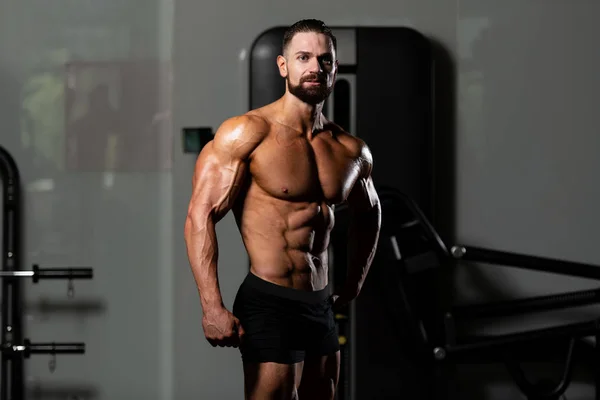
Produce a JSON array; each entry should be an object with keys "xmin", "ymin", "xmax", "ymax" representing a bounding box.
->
[
  {"xmin": 13, "ymin": 6, "xmax": 172, "ymax": 176},
  {"xmin": 458, "ymin": 17, "xmax": 489, "ymax": 166},
  {"xmin": 3, "ymin": 1, "xmax": 174, "ymax": 397},
  {"xmin": 64, "ymin": 61, "xmax": 172, "ymax": 173}
]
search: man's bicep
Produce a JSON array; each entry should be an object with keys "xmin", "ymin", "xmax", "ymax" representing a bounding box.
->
[
  {"xmin": 346, "ymin": 174, "xmax": 380, "ymax": 213},
  {"xmin": 188, "ymin": 135, "xmax": 248, "ymax": 224},
  {"xmin": 187, "ymin": 115, "xmax": 262, "ymax": 227},
  {"xmin": 344, "ymin": 140, "xmax": 379, "ymax": 211}
]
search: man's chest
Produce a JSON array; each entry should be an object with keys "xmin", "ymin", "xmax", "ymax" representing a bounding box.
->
[{"xmin": 249, "ymin": 135, "xmax": 361, "ymax": 204}]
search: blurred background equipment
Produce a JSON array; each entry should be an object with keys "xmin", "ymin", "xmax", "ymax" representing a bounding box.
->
[{"xmin": 1, "ymin": 146, "xmax": 94, "ymax": 400}]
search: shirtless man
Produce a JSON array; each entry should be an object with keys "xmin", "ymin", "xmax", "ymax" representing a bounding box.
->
[{"xmin": 184, "ymin": 19, "xmax": 381, "ymax": 400}]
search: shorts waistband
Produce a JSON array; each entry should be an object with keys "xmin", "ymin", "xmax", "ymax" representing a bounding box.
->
[{"xmin": 244, "ymin": 272, "xmax": 331, "ymax": 304}]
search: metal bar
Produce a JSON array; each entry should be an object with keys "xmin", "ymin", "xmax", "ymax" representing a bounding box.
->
[
  {"xmin": 20, "ymin": 341, "xmax": 85, "ymax": 356},
  {"xmin": 452, "ymin": 288, "xmax": 600, "ymax": 319},
  {"xmin": 442, "ymin": 319, "xmax": 599, "ymax": 357},
  {"xmin": 596, "ymin": 333, "xmax": 600, "ymax": 400},
  {"xmin": 377, "ymin": 188, "xmax": 449, "ymax": 256},
  {"xmin": 0, "ymin": 145, "xmax": 24, "ymax": 400},
  {"xmin": 1, "ymin": 284, "xmax": 7, "ymax": 400},
  {"xmin": 0, "ymin": 271, "xmax": 33, "ymax": 277},
  {"xmin": 451, "ymin": 245, "xmax": 600, "ymax": 281},
  {"xmin": 32, "ymin": 266, "xmax": 93, "ymax": 282},
  {"xmin": 505, "ymin": 338, "xmax": 575, "ymax": 399},
  {"xmin": 0, "ymin": 267, "xmax": 95, "ymax": 281}
]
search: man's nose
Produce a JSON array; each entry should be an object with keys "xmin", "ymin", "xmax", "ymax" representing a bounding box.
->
[{"xmin": 308, "ymin": 57, "xmax": 323, "ymax": 72}]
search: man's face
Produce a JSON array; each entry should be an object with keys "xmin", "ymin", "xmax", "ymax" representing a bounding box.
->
[{"xmin": 278, "ymin": 32, "xmax": 338, "ymax": 105}]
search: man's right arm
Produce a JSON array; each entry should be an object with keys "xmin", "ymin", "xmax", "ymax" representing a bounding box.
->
[{"xmin": 183, "ymin": 115, "xmax": 262, "ymax": 341}]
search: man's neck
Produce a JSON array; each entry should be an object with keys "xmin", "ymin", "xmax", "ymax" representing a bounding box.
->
[{"xmin": 278, "ymin": 92, "xmax": 325, "ymax": 136}]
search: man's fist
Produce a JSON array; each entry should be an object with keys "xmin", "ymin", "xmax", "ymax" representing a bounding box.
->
[{"xmin": 202, "ymin": 308, "xmax": 245, "ymax": 348}]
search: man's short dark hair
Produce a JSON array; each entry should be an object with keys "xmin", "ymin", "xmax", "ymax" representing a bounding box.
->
[{"xmin": 282, "ymin": 19, "xmax": 337, "ymax": 57}]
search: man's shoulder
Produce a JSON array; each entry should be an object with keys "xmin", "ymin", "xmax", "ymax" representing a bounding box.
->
[
  {"xmin": 326, "ymin": 123, "xmax": 373, "ymax": 165},
  {"xmin": 217, "ymin": 112, "xmax": 270, "ymax": 139},
  {"xmin": 213, "ymin": 112, "xmax": 270, "ymax": 145},
  {"xmin": 209, "ymin": 113, "xmax": 269, "ymax": 159}
]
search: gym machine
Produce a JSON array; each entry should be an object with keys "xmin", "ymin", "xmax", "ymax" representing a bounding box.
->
[
  {"xmin": 249, "ymin": 26, "xmax": 434, "ymax": 400},
  {"xmin": 1, "ymin": 146, "xmax": 93, "ymax": 400},
  {"xmin": 380, "ymin": 187, "xmax": 600, "ymax": 400}
]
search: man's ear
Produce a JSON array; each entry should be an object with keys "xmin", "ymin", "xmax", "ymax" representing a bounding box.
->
[{"xmin": 277, "ymin": 55, "xmax": 288, "ymax": 78}]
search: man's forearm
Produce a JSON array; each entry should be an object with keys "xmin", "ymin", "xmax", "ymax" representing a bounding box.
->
[
  {"xmin": 184, "ymin": 214, "xmax": 224, "ymax": 312},
  {"xmin": 343, "ymin": 203, "xmax": 382, "ymax": 298}
]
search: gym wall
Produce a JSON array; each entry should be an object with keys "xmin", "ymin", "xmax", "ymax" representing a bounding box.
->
[
  {"xmin": 0, "ymin": 1, "xmax": 174, "ymax": 399},
  {"xmin": 0, "ymin": 0, "xmax": 599, "ymax": 399},
  {"xmin": 172, "ymin": 1, "xmax": 600, "ymax": 399}
]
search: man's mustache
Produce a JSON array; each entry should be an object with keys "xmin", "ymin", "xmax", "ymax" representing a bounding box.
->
[{"xmin": 301, "ymin": 74, "xmax": 326, "ymax": 83}]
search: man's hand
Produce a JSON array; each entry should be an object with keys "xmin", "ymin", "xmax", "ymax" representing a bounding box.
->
[
  {"xmin": 330, "ymin": 288, "xmax": 358, "ymax": 313},
  {"xmin": 330, "ymin": 294, "xmax": 343, "ymax": 313},
  {"xmin": 202, "ymin": 308, "xmax": 245, "ymax": 348}
]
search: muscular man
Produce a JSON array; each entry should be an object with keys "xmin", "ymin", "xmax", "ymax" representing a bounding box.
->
[{"xmin": 184, "ymin": 19, "xmax": 381, "ymax": 400}]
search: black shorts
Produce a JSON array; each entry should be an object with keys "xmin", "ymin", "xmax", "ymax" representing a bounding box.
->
[{"xmin": 232, "ymin": 272, "xmax": 340, "ymax": 364}]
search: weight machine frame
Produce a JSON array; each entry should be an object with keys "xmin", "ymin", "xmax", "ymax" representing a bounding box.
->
[
  {"xmin": 379, "ymin": 187, "xmax": 600, "ymax": 400},
  {"xmin": 1, "ymin": 146, "xmax": 92, "ymax": 400}
]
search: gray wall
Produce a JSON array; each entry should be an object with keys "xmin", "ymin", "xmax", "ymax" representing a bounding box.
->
[
  {"xmin": 1, "ymin": 0, "xmax": 599, "ymax": 399},
  {"xmin": 0, "ymin": 0, "xmax": 174, "ymax": 399}
]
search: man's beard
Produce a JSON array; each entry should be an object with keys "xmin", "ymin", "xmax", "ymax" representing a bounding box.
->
[{"xmin": 287, "ymin": 75, "xmax": 333, "ymax": 105}]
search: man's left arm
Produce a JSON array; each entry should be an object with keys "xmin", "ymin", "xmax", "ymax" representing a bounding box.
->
[{"xmin": 334, "ymin": 146, "xmax": 382, "ymax": 308}]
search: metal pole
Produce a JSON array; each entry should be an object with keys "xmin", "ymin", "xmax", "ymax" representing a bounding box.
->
[
  {"xmin": 596, "ymin": 332, "xmax": 600, "ymax": 400},
  {"xmin": 452, "ymin": 287, "xmax": 600, "ymax": 319},
  {"xmin": 451, "ymin": 245, "xmax": 600, "ymax": 281},
  {"xmin": 441, "ymin": 319, "xmax": 600, "ymax": 357},
  {"xmin": 0, "ymin": 267, "xmax": 93, "ymax": 281},
  {"xmin": 1, "ymin": 146, "xmax": 24, "ymax": 400}
]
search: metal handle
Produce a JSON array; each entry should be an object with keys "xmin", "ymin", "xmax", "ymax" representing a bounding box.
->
[
  {"xmin": 32, "ymin": 265, "xmax": 93, "ymax": 283},
  {"xmin": 0, "ymin": 266, "xmax": 93, "ymax": 282},
  {"xmin": 452, "ymin": 287, "xmax": 600, "ymax": 319},
  {"xmin": 20, "ymin": 339, "xmax": 86, "ymax": 358},
  {"xmin": 441, "ymin": 319, "xmax": 600, "ymax": 357},
  {"xmin": 451, "ymin": 245, "xmax": 600, "ymax": 281}
]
